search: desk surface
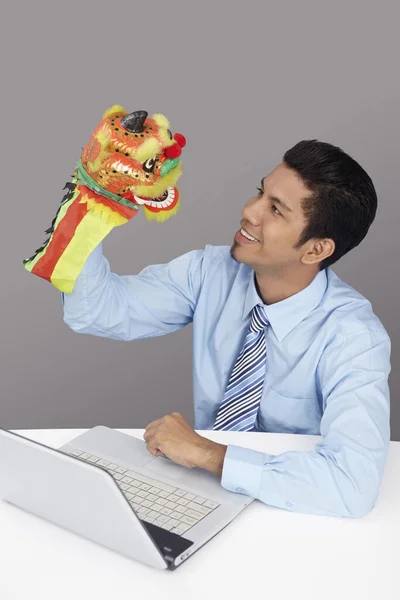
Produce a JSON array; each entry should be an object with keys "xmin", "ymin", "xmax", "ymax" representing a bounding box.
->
[{"xmin": 1, "ymin": 429, "xmax": 398, "ymax": 600}]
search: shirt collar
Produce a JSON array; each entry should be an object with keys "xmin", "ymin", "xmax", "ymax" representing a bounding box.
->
[{"xmin": 242, "ymin": 268, "xmax": 328, "ymax": 342}]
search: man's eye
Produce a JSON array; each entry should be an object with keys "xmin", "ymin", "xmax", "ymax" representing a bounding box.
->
[
  {"xmin": 272, "ymin": 205, "xmax": 281, "ymax": 216},
  {"xmin": 256, "ymin": 186, "xmax": 263, "ymax": 196}
]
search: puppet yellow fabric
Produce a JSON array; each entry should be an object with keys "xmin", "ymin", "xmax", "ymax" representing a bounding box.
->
[{"xmin": 23, "ymin": 105, "xmax": 186, "ymax": 293}]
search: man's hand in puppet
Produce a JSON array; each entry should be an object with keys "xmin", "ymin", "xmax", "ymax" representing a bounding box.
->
[{"xmin": 23, "ymin": 105, "xmax": 186, "ymax": 293}]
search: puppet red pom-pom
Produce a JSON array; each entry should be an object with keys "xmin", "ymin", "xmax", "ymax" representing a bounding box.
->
[
  {"xmin": 174, "ymin": 133, "xmax": 186, "ymax": 148},
  {"xmin": 165, "ymin": 144, "xmax": 182, "ymax": 159}
]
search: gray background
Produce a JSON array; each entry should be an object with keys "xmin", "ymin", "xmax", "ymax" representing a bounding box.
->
[{"xmin": 0, "ymin": 0, "xmax": 399, "ymax": 438}]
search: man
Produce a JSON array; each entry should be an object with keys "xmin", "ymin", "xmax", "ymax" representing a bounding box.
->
[{"xmin": 63, "ymin": 139, "xmax": 391, "ymax": 518}]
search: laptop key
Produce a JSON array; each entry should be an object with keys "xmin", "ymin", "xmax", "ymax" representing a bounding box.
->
[
  {"xmin": 166, "ymin": 494, "xmax": 180, "ymax": 503},
  {"xmin": 166, "ymin": 501, "xmax": 178, "ymax": 510},
  {"xmin": 121, "ymin": 476, "xmax": 133, "ymax": 484},
  {"xmin": 116, "ymin": 466, "xmax": 127, "ymax": 474},
  {"xmin": 185, "ymin": 509, "xmax": 204, "ymax": 521},
  {"xmin": 142, "ymin": 515, "xmax": 156, "ymax": 524},
  {"xmin": 154, "ymin": 515, "xmax": 169, "ymax": 525},
  {"xmin": 138, "ymin": 483, "xmax": 151, "ymax": 491},
  {"xmin": 175, "ymin": 505, "xmax": 188, "ymax": 514},
  {"xmin": 180, "ymin": 516, "xmax": 197, "ymax": 526},
  {"xmin": 193, "ymin": 496, "xmax": 207, "ymax": 505},
  {"xmin": 155, "ymin": 498, "xmax": 168, "ymax": 506},
  {"xmin": 165, "ymin": 519, "xmax": 180, "ymax": 530},
  {"xmin": 158, "ymin": 490, "xmax": 170, "ymax": 498},
  {"xmin": 137, "ymin": 490, "xmax": 149, "ymax": 498},
  {"xmin": 170, "ymin": 511, "xmax": 183, "ymax": 520},
  {"xmin": 204, "ymin": 500, "xmax": 219, "ymax": 509},
  {"xmin": 183, "ymin": 492, "xmax": 196, "ymax": 501},
  {"xmin": 174, "ymin": 489, "xmax": 187, "ymax": 497},
  {"xmin": 167, "ymin": 518, "xmax": 180, "ymax": 528},
  {"xmin": 129, "ymin": 480, "xmax": 142, "ymax": 487},
  {"xmin": 124, "ymin": 471, "xmax": 177, "ymax": 493},
  {"xmin": 160, "ymin": 507, "xmax": 172, "ymax": 516},
  {"xmin": 132, "ymin": 496, "xmax": 144, "ymax": 505},
  {"xmin": 171, "ymin": 523, "xmax": 191, "ymax": 534},
  {"xmin": 138, "ymin": 507, "xmax": 151, "ymax": 516},
  {"xmin": 159, "ymin": 522, "xmax": 174, "ymax": 531},
  {"xmin": 187, "ymin": 501, "xmax": 212, "ymax": 515},
  {"xmin": 177, "ymin": 498, "xmax": 189, "ymax": 506},
  {"xmin": 148, "ymin": 510, "xmax": 160, "ymax": 519}
]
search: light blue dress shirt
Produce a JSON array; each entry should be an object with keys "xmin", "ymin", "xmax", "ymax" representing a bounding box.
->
[{"xmin": 62, "ymin": 242, "xmax": 391, "ymax": 518}]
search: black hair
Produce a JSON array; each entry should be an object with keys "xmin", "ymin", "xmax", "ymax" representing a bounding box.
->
[{"xmin": 283, "ymin": 140, "xmax": 378, "ymax": 270}]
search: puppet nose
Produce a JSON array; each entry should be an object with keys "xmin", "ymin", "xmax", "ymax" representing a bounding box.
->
[
  {"xmin": 160, "ymin": 158, "xmax": 179, "ymax": 177},
  {"xmin": 120, "ymin": 110, "xmax": 148, "ymax": 133}
]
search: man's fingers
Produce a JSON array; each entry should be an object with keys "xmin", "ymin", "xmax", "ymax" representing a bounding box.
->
[
  {"xmin": 144, "ymin": 417, "xmax": 164, "ymax": 431},
  {"xmin": 146, "ymin": 437, "xmax": 164, "ymax": 457},
  {"xmin": 143, "ymin": 418, "xmax": 165, "ymax": 441},
  {"xmin": 147, "ymin": 445, "xmax": 163, "ymax": 457}
]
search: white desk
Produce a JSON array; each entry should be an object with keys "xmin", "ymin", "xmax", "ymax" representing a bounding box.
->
[{"xmin": 0, "ymin": 429, "xmax": 398, "ymax": 600}]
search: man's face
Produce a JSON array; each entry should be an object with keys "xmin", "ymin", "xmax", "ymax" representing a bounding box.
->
[{"xmin": 231, "ymin": 162, "xmax": 313, "ymax": 272}]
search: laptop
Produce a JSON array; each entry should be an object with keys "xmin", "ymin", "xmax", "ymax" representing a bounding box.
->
[{"xmin": 0, "ymin": 425, "xmax": 255, "ymax": 570}]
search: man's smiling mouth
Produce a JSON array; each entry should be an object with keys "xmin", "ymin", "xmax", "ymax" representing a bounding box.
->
[{"xmin": 240, "ymin": 227, "xmax": 259, "ymax": 242}]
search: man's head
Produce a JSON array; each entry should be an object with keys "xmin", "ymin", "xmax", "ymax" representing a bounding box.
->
[{"xmin": 231, "ymin": 140, "xmax": 377, "ymax": 276}]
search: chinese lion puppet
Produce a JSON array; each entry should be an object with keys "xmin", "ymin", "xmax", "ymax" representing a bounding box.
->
[{"xmin": 23, "ymin": 105, "xmax": 186, "ymax": 293}]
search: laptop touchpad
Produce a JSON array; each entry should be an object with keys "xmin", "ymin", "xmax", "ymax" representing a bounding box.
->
[{"xmin": 146, "ymin": 456, "xmax": 189, "ymax": 482}]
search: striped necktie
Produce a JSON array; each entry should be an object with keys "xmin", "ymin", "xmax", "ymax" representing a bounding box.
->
[{"xmin": 213, "ymin": 304, "xmax": 269, "ymax": 432}]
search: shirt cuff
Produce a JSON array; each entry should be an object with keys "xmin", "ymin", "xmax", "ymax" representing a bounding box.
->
[{"xmin": 221, "ymin": 444, "xmax": 269, "ymax": 497}]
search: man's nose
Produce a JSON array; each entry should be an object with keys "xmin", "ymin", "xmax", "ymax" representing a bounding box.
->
[{"xmin": 243, "ymin": 196, "xmax": 263, "ymax": 225}]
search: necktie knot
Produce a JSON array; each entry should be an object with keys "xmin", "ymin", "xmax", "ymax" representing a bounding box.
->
[{"xmin": 250, "ymin": 304, "xmax": 269, "ymax": 333}]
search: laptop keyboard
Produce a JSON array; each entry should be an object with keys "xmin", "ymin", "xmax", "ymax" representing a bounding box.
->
[{"xmin": 67, "ymin": 448, "xmax": 220, "ymax": 536}]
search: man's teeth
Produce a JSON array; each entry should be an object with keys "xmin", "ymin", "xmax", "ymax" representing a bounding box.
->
[{"xmin": 241, "ymin": 228, "xmax": 257, "ymax": 241}]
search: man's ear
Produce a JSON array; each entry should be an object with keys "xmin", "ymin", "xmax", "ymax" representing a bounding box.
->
[{"xmin": 301, "ymin": 238, "xmax": 335, "ymax": 266}]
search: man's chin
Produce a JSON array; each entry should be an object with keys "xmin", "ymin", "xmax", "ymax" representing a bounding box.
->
[
  {"xmin": 230, "ymin": 244, "xmax": 238, "ymax": 262},
  {"xmin": 230, "ymin": 241, "xmax": 248, "ymax": 264}
]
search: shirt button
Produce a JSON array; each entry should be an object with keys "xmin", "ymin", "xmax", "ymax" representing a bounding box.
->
[
  {"xmin": 237, "ymin": 487, "xmax": 245, "ymax": 493},
  {"xmin": 285, "ymin": 501, "xmax": 293, "ymax": 507}
]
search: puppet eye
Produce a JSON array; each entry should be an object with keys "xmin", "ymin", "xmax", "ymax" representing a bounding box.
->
[
  {"xmin": 167, "ymin": 129, "xmax": 173, "ymax": 139},
  {"xmin": 143, "ymin": 157, "xmax": 156, "ymax": 173}
]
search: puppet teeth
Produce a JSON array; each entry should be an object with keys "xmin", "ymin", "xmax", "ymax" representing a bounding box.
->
[{"xmin": 133, "ymin": 186, "xmax": 175, "ymax": 208}]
